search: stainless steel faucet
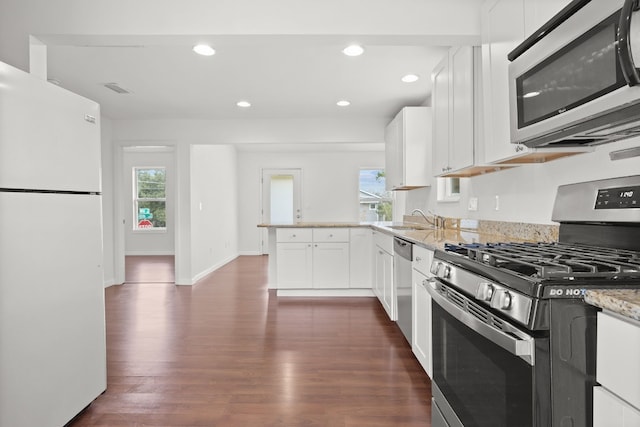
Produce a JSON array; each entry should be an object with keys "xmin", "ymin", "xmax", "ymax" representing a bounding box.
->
[{"xmin": 410, "ymin": 208, "xmax": 444, "ymax": 228}]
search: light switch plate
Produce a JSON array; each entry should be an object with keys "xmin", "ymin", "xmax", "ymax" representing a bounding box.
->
[{"xmin": 468, "ymin": 197, "xmax": 478, "ymax": 211}]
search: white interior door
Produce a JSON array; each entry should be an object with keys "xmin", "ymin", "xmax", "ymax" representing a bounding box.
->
[{"xmin": 261, "ymin": 168, "xmax": 302, "ymax": 254}]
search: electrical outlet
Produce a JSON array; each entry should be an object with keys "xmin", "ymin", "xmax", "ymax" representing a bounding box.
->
[
  {"xmin": 494, "ymin": 195, "xmax": 500, "ymax": 211},
  {"xmin": 468, "ymin": 197, "xmax": 478, "ymax": 211}
]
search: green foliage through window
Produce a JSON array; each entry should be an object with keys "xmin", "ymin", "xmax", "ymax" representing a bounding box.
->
[{"xmin": 359, "ymin": 169, "xmax": 393, "ymax": 221}]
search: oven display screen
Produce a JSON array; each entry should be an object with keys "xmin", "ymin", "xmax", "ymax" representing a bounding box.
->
[{"xmin": 595, "ymin": 185, "xmax": 640, "ymax": 209}]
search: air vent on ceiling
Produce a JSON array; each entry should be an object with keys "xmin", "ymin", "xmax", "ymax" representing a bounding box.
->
[{"xmin": 103, "ymin": 82, "xmax": 131, "ymax": 94}]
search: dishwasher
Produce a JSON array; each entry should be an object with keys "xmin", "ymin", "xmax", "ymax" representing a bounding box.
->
[{"xmin": 393, "ymin": 236, "xmax": 413, "ymax": 345}]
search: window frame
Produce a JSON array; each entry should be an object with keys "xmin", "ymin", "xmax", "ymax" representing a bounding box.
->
[
  {"xmin": 437, "ymin": 177, "xmax": 461, "ymax": 203},
  {"xmin": 133, "ymin": 166, "xmax": 167, "ymax": 232}
]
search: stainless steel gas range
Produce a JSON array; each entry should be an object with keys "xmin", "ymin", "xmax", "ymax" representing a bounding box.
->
[{"xmin": 427, "ymin": 176, "xmax": 640, "ymax": 427}]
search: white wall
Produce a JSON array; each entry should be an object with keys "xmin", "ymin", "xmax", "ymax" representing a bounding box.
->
[
  {"xmin": 237, "ymin": 148, "xmax": 385, "ymax": 254},
  {"xmin": 190, "ymin": 145, "xmax": 239, "ymax": 282},
  {"xmin": 404, "ymin": 137, "xmax": 640, "ymax": 224},
  {"xmin": 112, "ymin": 118, "xmax": 385, "ymax": 146}
]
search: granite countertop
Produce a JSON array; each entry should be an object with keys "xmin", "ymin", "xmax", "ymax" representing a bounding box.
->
[
  {"xmin": 257, "ymin": 222, "xmax": 371, "ymax": 228},
  {"xmin": 258, "ymin": 221, "xmax": 536, "ymax": 251},
  {"xmin": 584, "ymin": 290, "xmax": 640, "ymax": 322}
]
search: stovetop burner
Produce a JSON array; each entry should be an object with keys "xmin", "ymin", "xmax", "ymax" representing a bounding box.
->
[{"xmin": 445, "ymin": 242, "xmax": 640, "ymax": 280}]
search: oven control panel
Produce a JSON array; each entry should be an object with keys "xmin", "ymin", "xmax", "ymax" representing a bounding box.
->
[
  {"xmin": 431, "ymin": 260, "xmax": 533, "ymax": 327},
  {"xmin": 595, "ymin": 185, "xmax": 640, "ymax": 209}
]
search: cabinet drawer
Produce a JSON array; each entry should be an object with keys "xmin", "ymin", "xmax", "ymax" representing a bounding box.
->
[
  {"xmin": 597, "ymin": 312, "xmax": 640, "ymax": 409},
  {"xmin": 413, "ymin": 245, "xmax": 434, "ymax": 276},
  {"xmin": 276, "ymin": 228, "xmax": 312, "ymax": 243},
  {"xmin": 593, "ymin": 386, "xmax": 640, "ymax": 427},
  {"xmin": 313, "ymin": 228, "xmax": 349, "ymax": 242},
  {"xmin": 373, "ymin": 231, "xmax": 394, "ymax": 254}
]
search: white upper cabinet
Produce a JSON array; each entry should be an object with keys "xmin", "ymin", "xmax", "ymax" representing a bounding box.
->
[
  {"xmin": 523, "ymin": 0, "xmax": 573, "ymax": 39},
  {"xmin": 481, "ymin": 0, "xmax": 590, "ymax": 165},
  {"xmin": 385, "ymin": 106, "xmax": 432, "ymax": 190},
  {"xmin": 432, "ymin": 46, "xmax": 479, "ymax": 176}
]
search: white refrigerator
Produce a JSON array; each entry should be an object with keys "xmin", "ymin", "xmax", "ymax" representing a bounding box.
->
[{"xmin": 0, "ymin": 61, "xmax": 107, "ymax": 427}]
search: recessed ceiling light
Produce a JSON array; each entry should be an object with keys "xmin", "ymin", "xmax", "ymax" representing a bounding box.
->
[
  {"xmin": 193, "ymin": 44, "xmax": 215, "ymax": 56},
  {"xmin": 401, "ymin": 74, "xmax": 420, "ymax": 83},
  {"xmin": 342, "ymin": 45, "xmax": 364, "ymax": 56},
  {"xmin": 337, "ymin": 100, "xmax": 351, "ymax": 107},
  {"xmin": 237, "ymin": 101, "xmax": 251, "ymax": 108}
]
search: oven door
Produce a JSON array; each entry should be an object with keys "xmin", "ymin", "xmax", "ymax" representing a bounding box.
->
[{"xmin": 426, "ymin": 278, "xmax": 550, "ymax": 427}]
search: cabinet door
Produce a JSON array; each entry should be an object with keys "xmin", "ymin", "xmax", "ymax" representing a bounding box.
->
[
  {"xmin": 381, "ymin": 250, "xmax": 395, "ymax": 320},
  {"xmin": 384, "ymin": 114, "xmax": 402, "ymax": 190},
  {"xmin": 276, "ymin": 242, "xmax": 313, "ymax": 289},
  {"xmin": 597, "ymin": 312, "xmax": 640, "ymax": 409},
  {"xmin": 374, "ymin": 245, "xmax": 385, "ymax": 301},
  {"xmin": 523, "ymin": 0, "xmax": 572, "ymax": 39},
  {"xmin": 350, "ymin": 228, "xmax": 372, "ymax": 289},
  {"xmin": 449, "ymin": 46, "xmax": 475, "ymax": 172},
  {"xmin": 403, "ymin": 107, "xmax": 432, "ymax": 186},
  {"xmin": 313, "ymin": 242, "xmax": 349, "ymax": 289},
  {"xmin": 593, "ymin": 386, "xmax": 640, "ymax": 427},
  {"xmin": 432, "ymin": 55, "xmax": 450, "ymax": 175},
  {"xmin": 481, "ymin": 0, "xmax": 527, "ymax": 164},
  {"xmin": 413, "ymin": 268, "xmax": 432, "ymax": 377}
]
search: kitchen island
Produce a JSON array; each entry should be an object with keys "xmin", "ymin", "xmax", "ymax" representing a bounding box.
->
[{"xmin": 258, "ymin": 219, "xmax": 557, "ymax": 294}]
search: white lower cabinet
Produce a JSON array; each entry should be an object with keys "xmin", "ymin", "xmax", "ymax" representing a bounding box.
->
[
  {"xmin": 349, "ymin": 228, "xmax": 372, "ymax": 288},
  {"xmin": 412, "ymin": 245, "xmax": 434, "ymax": 377},
  {"xmin": 275, "ymin": 228, "xmax": 314, "ymax": 289},
  {"xmin": 594, "ymin": 386, "xmax": 640, "ymax": 427},
  {"xmin": 276, "ymin": 227, "xmax": 373, "ymax": 291},
  {"xmin": 312, "ymin": 242, "xmax": 349, "ymax": 289},
  {"xmin": 373, "ymin": 231, "xmax": 394, "ymax": 320},
  {"xmin": 594, "ymin": 311, "xmax": 640, "ymax": 426}
]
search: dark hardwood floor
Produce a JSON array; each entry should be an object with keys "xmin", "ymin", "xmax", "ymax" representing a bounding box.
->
[
  {"xmin": 125, "ymin": 255, "xmax": 175, "ymax": 283},
  {"xmin": 71, "ymin": 255, "xmax": 432, "ymax": 426}
]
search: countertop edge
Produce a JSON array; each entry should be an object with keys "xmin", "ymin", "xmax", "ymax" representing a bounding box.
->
[{"xmin": 584, "ymin": 290, "xmax": 640, "ymax": 322}]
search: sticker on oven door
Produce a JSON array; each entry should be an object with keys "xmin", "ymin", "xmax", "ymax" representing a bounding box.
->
[{"xmin": 544, "ymin": 287, "xmax": 586, "ymax": 298}]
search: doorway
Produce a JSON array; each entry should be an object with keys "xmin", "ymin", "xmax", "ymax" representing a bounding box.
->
[
  {"xmin": 114, "ymin": 145, "xmax": 177, "ymax": 285},
  {"xmin": 261, "ymin": 168, "xmax": 302, "ymax": 254}
]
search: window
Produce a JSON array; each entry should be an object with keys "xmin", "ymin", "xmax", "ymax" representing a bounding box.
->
[
  {"xmin": 437, "ymin": 177, "xmax": 461, "ymax": 202},
  {"xmin": 359, "ymin": 169, "xmax": 393, "ymax": 221},
  {"xmin": 134, "ymin": 167, "xmax": 166, "ymax": 230}
]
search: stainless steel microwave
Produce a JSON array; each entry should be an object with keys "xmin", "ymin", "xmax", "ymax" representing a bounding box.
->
[{"xmin": 509, "ymin": 0, "xmax": 640, "ymax": 148}]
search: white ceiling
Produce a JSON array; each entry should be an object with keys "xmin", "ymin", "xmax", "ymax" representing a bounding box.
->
[{"xmin": 45, "ymin": 35, "xmax": 450, "ymax": 121}]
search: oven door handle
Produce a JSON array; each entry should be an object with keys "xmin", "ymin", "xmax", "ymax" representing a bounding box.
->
[{"xmin": 426, "ymin": 279, "xmax": 536, "ymax": 366}]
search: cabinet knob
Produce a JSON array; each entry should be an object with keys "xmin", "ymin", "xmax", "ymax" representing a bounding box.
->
[
  {"xmin": 292, "ymin": 234, "xmax": 296, "ymax": 238},
  {"xmin": 329, "ymin": 234, "xmax": 333, "ymax": 237},
  {"xmin": 415, "ymin": 256, "xmax": 422, "ymax": 262}
]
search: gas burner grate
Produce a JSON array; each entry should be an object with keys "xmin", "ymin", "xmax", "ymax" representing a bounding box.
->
[{"xmin": 445, "ymin": 242, "xmax": 640, "ymax": 280}]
